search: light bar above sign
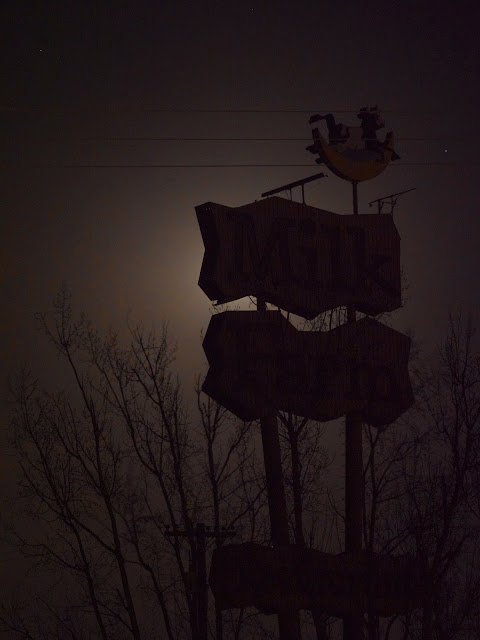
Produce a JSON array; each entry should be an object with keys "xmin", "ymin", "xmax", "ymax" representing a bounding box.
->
[{"xmin": 196, "ymin": 196, "xmax": 401, "ymax": 319}]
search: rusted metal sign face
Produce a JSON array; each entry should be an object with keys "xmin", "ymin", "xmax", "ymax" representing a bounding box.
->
[
  {"xmin": 202, "ymin": 311, "xmax": 413, "ymax": 427},
  {"xmin": 196, "ymin": 196, "xmax": 401, "ymax": 319},
  {"xmin": 209, "ymin": 543, "xmax": 423, "ymax": 617}
]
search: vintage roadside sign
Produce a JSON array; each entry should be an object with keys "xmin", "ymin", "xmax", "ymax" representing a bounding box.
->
[
  {"xmin": 196, "ymin": 196, "xmax": 401, "ymax": 320},
  {"xmin": 202, "ymin": 310, "xmax": 413, "ymax": 427},
  {"xmin": 209, "ymin": 543, "xmax": 423, "ymax": 617}
]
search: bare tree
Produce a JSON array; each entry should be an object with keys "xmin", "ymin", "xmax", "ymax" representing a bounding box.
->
[
  {"xmin": 360, "ymin": 310, "xmax": 480, "ymax": 640},
  {"xmin": 2, "ymin": 289, "xmax": 270, "ymax": 640},
  {"xmin": 9, "ymin": 290, "xmax": 480, "ymax": 640}
]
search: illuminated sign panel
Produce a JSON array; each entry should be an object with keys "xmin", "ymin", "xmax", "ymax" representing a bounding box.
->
[
  {"xmin": 196, "ymin": 196, "xmax": 401, "ymax": 319},
  {"xmin": 202, "ymin": 311, "xmax": 413, "ymax": 427}
]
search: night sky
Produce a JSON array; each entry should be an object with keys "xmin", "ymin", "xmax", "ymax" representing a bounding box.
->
[{"xmin": 1, "ymin": 0, "xmax": 479, "ymax": 591}]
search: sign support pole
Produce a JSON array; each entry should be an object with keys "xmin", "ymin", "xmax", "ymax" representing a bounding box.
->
[
  {"xmin": 343, "ymin": 180, "xmax": 365, "ymax": 640},
  {"xmin": 257, "ymin": 295, "xmax": 301, "ymax": 640}
]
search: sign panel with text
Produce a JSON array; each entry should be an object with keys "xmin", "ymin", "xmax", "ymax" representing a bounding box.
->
[
  {"xmin": 209, "ymin": 543, "xmax": 423, "ymax": 617},
  {"xmin": 196, "ymin": 196, "xmax": 401, "ymax": 319},
  {"xmin": 202, "ymin": 311, "xmax": 413, "ymax": 427}
]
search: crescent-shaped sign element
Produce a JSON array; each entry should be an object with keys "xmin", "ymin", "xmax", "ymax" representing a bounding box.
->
[{"xmin": 309, "ymin": 128, "xmax": 397, "ymax": 182}]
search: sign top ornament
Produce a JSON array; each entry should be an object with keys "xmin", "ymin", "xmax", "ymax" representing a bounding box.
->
[{"xmin": 306, "ymin": 106, "xmax": 400, "ymax": 182}]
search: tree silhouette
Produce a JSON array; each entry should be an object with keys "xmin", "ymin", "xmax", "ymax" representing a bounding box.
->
[
  {"xmin": 361, "ymin": 311, "xmax": 480, "ymax": 639},
  {"xmin": 2, "ymin": 288, "xmax": 267, "ymax": 640},
  {"xmin": 4, "ymin": 291, "xmax": 480, "ymax": 640}
]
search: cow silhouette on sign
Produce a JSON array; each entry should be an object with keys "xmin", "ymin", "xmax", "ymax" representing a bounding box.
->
[{"xmin": 307, "ymin": 106, "xmax": 399, "ymax": 159}]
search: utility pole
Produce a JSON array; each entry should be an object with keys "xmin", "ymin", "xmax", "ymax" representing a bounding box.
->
[{"xmin": 166, "ymin": 522, "xmax": 235, "ymax": 640}]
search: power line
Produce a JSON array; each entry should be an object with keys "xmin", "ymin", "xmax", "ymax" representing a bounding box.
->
[
  {"xmin": 3, "ymin": 162, "xmax": 479, "ymax": 169},
  {"xmin": 3, "ymin": 106, "xmax": 477, "ymax": 115},
  {"xmin": 8, "ymin": 137, "xmax": 472, "ymax": 142},
  {"xmin": 0, "ymin": 107, "xmax": 386, "ymax": 114}
]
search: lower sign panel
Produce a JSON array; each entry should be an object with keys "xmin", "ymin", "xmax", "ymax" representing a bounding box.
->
[
  {"xmin": 202, "ymin": 311, "xmax": 413, "ymax": 427},
  {"xmin": 209, "ymin": 543, "xmax": 423, "ymax": 617}
]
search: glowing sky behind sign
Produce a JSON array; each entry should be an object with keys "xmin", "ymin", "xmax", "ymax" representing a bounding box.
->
[{"xmin": 1, "ymin": 0, "xmax": 479, "ymax": 539}]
